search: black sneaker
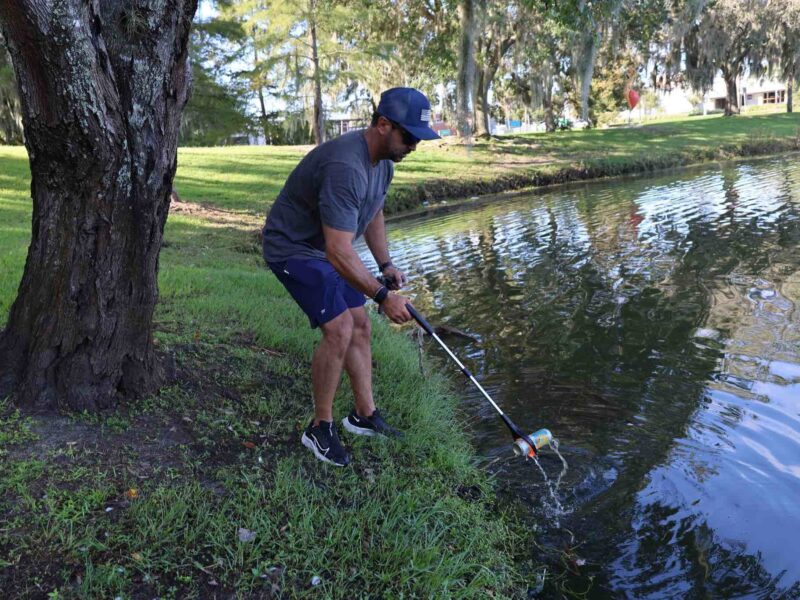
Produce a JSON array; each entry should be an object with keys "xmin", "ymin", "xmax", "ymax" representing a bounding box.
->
[
  {"xmin": 301, "ymin": 420, "xmax": 350, "ymax": 466},
  {"xmin": 342, "ymin": 409, "xmax": 403, "ymax": 438}
]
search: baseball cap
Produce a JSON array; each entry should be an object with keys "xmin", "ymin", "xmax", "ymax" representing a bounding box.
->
[{"xmin": 376, "ymin": 87, "xmax": 441, "ymax": 141}]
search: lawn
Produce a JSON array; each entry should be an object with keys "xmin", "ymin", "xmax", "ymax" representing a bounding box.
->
[{"xmin": 173, "ymin": 111, "xmax": 800, "ymax": 214}]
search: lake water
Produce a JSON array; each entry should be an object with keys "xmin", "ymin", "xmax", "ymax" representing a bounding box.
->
[{"xmin": 364, "ymin": 156, "xmax": 800, "ymax": 598}]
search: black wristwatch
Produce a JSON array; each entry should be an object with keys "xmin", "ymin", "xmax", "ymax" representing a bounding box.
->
[
  {"xmin": 373, "ymin": 286, "xmax": 389, "ymax": 304},
  {"xmin": 378, "ymin": 260, "xmax": 393, "ymax": 271}
]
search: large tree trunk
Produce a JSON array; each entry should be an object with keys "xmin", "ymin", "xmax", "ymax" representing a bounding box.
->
[
  {"xmin": 0, "ymin": 0, "xmax": 197, "ymax": 412},
  {"xmin": 579, "ymin": 33, "xmax": 600, "ymax": 123},
  {"xmin": 456, "ymin": 0, "xmax": 478, "ymax": 140},
  {"xmin": 787, "ymin": 77, "xmax": 793, "ymax": 114},
  {"xmin": 475, "ymin": 36, "xmax": 513, "ymax": 138},
  {"xmin": 543, "ymin": 70, "xmax": 555, "ymax": 133},
  {"xmin": 474, "ymin": 66, "xmax": 490, "ymax": 137},
  {"xmin": 572, "ymin": 26, "xmax": 600, "ymax": 123},
  {"xmin": 722, "ymin": 68, "xmax": 739, "ymax": 116}
]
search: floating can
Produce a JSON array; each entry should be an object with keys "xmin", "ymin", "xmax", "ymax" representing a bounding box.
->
[{"xmin": 512, "ymin": 428, "xmax": 553, "ymax": 457}]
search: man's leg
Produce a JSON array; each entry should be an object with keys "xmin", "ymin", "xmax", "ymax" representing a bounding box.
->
[
  {"xmin": 340, "ymin": 306, "xmax": 403, "ymax": 438},
  {"xmin": 343, "ymin": 306, "xmax": 375, "ymax": 417},
  {"xmin": 312, "ymin": 309, "xmax": 354, "ymax": 424}
]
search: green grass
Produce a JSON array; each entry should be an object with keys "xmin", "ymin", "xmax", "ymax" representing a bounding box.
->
[
  {"xmin": 0, "ymin": 149, "xmax": 531, "ymax": 598},
  {"xmin": 171, "ymin": 111, "xmax": 800, "ymax": 215}
]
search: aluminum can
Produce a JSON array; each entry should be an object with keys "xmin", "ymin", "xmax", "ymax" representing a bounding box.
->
[{"xmin": 512, "ymin": 428, "xmax": 552, "ymax": 457}]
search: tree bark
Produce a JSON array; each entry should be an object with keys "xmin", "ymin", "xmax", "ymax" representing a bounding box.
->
[
  {"xmin": 456, "ymin": 0, "xmax": 478, "ymax": 140},
  {"xmin": 722, "ymin": 68, "xmax": 739, "ymax": 116},
  {"xmin": 543, "ymin": 70, "xmax": 555, "ymax": 133},
  {"xmin": 571, "ymin": 21, "xmax": 601, "ymax": 124},
  {"xmin": 788, "ymin": 77, "xmax": 793, "ymax": 114},
  {"xmin": 474, "ymin": 65, "xmax": 489, "ymax": 136},
  {"xmin": 474, "ymin": 35, "xmax": 513, "ymax": 137},
  {"xmin": 578, "ymin": 31, "xmax": 600, "ymax": 123},
  {"xmin": 0, "ymin": 0, "xmax": 197, "ymax": 412}
]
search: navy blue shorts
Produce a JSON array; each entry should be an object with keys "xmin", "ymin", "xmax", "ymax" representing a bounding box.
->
[{"xmin": 267, "ymin": 258, "xmax": 366, "ymax": 328}]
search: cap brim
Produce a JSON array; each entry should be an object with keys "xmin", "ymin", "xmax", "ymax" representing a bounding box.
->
[{"xmin": 404, "ymin": 124, "xmax": 441, "ymax": 141}]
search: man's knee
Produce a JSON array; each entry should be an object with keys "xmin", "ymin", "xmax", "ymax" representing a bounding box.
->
[
  {"xmin": 350, "ymin": 308, "xmax": 371, "ymax": 343},
  {"xmin": 321, "ymin": 310, "xmax": 354, "ymax": 353}
]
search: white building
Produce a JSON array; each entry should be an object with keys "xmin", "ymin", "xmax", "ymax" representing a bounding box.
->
[
  {"xmin": 707, "ymin": 76, "xmax": 787, "ymax": 109},
  {"xmin": 657, "ymin": 75, "xmax": 788, "ymax": 115}
]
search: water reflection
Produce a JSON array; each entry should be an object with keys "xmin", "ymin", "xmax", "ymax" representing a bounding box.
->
[{"xmin": 361, "ymin": 157, "xmax": 800, "ymax": 597}]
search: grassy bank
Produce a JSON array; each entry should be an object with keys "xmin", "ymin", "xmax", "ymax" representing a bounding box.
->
[
  {"xmin": 173, "ymin": 111, "xmax": 800, "ymax": 215},
  {"xmin": 0, "ymin": 148, "xmax": 532, "ymax": 598}
]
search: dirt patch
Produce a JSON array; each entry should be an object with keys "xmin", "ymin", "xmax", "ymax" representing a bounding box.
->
[{"xmin": 169, "ymin": 191, "xmax": 261, "ymax": 230}]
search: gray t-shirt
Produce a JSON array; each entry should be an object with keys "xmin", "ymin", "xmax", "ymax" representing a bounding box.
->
[{"xmin": 262, "ymin": 130, "xmax": 394, "ymax": 263}]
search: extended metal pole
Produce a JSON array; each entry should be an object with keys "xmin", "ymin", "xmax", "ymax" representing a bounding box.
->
[{"xmin": 405, "ymin": 303, "xmax": 539, "ymax": 456}]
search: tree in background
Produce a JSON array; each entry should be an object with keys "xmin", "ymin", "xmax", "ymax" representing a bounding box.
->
[
  {"xmin": 770, "ymin": 0, "xmax": 800, "ymax": 113},
  {"xmin": 684, "ymin": 0, "xmax": 770, "ymax": 116},
  {"xmin": 0, "ymin": 40, "xmax": 22, "ymax": 144},
  {"xmin": 181, "ymin": 16, "xmax": 253, "ymax": 145},
  {"xmin": 340, "ymin": 0, "xmax": 456, "ymax": 113},
  {"xmin": 219, "ymin": 0, "xmax": 397, "ymax": 145},
  {"xmin": 0, "ymin": 0, "xmax": 197, "ymax": 411},
  {"xmin": 590, "ymin": 48, "xmax": 640, "ymax": 124},
  {"xmin": 623, "ymin": 0, "xmax": 687, "ymax": 92},
  {"xmin": 509, "ymin": 8, "xmax": 571, "ymax": 132},
  {"xmin": 473, "ymin": 0, "xmax": 517, "ymax": 136},
  {"xmin": 566, "ymin": 0, "xmax": 624, "ymax": 124},
  {"xmin": 457, "ymin": 0, "xmax": 479, "ymax": 138}
]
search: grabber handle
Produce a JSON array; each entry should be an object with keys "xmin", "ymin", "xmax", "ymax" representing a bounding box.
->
[{"xmin": 406, "ymin": 303, "xmax": 435, "ymax": 336}]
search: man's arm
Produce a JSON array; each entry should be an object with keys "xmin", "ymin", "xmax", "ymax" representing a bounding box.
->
[
  {"xmin": 324, "ymin": 224, "xmax": 411, "ymax": 323},
  {"xmin": 363, "ymin": 209, "xmax": 407, "ymax": 289},
  {"xmin": 363, "ymin": 209, "xmax": 390, "ymax": 267}
]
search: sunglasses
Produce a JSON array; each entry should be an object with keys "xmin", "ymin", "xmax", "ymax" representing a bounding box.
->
[{"xmin": 385, "ymin": 118, "xmax": 420, "ymax": 146}]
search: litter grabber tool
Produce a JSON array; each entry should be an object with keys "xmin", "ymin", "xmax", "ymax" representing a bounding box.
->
[{"xmin": 403, "ymin": 302, "xmax": 552, "ymax": 458}]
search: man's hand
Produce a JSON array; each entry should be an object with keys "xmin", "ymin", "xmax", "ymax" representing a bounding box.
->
[
  {"xmin": 381, "ymin": 265, "xmax": 407, "ymax": 290},
  {"xmin": 381, "ymin": 292, "xmax": 412, "ymax": 324}
]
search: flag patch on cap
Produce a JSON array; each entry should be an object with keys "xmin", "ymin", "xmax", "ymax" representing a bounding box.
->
[{"xmin": 420, "ymin": 109, "xmax": 431, "ymax": 122}]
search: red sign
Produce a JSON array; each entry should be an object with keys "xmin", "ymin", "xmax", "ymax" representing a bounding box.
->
[{"xmin": 627, "ymin": 89, "xmax": 640, "ymax": 110}]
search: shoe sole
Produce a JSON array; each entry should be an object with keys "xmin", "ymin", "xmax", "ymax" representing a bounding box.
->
[
  {"xmin": 301, "ymin": 432, "xmax": 349, "ymax": 466},
  {"xmin": 342, "ymin": 417, "xmax": 379, "ymax": 437}
]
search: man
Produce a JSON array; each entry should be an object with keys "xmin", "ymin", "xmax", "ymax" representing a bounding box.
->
[{"xmin": 262, "ymin": 87, "xmax": 440, "ymax": 466}]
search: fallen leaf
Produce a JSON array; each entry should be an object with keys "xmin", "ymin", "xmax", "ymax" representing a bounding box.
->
[
  {"xmin": 364, "ymin": 467, "xmax": 376, "ymax": 484},
  {"xmin": 131, "ymin": 552, "xmax": 143, "ymax": 562},
  {"xmin": 243, "ymin": 441, "xmax": 256, "ymax": 449},
  {"xmin": 238, "ymin": 528, "xmax": 256, "ymax": 543},
  {"xmin": 125, "ymin": 488, "xmax": 139, "ymax": 500}
]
